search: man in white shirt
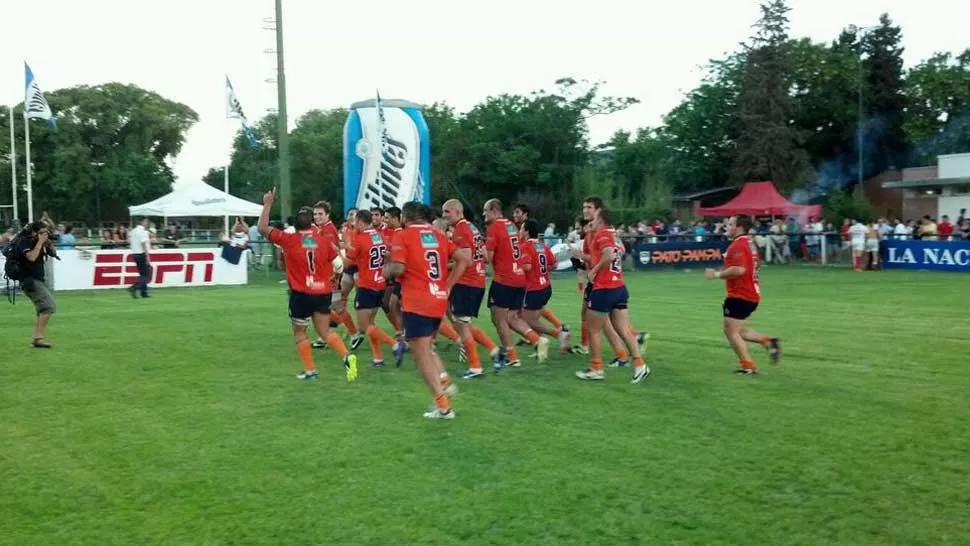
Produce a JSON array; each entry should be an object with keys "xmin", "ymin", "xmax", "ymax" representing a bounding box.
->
[
  {"xmin": 128, "ymin": 217, "xmax": 152, "ymax": 299},
  {"xmin": 848, "ymin": 218, "xmax": 867, "ymax": 272}
]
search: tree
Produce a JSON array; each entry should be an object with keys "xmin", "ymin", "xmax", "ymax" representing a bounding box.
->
[
  {"xmin": 10, "ymin": 83, "xmax": 198, "ymax": 225},
  {"xmin": 789, "ymin": 36, "xmax": 860, "ymax": 190},
  {"xmin": 904, "ymin": 49, "xmax": 970, "ymax": 165},
  {"xmin": 203, "ymin": 114, "xmax": 279, "ymax": 207},
  {"xmin": 861, "ymin": 13, "xmax": 909, "ymax": 173},
  {"xmin": 732, "ymin": 0, "xmax": 811, "ymax": 192}
]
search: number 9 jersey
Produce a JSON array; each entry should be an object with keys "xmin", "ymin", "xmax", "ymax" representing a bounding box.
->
[
  {"xmin": 389, "ymin": 223, "xmax": 456, "ymax": 319},
  {"xmin": 590, "ymin": 227, "xmax": 625, "ymax": 290}
]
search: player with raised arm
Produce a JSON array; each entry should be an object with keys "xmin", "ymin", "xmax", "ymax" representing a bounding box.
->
[
  {"xmin": 483, "ymin": 198, "xmax": 545, "ymax": 370},
  {"xmin": 341, "ymin": 209, "xmax": 402, "ymax": 367},
  {"xmin": 519, "ymin": 220, "xmax": 570, "ymax": 359},
  {"xmin": 704, "ymin": 214, "xmax": 781, "ymax": 374},
  {"xmin": 576, "ymin": 197, "xmax": 650, "ymax": 383},
  {"xmin": 384, "ymin": 201, "xmax": 472, "ymax": 420},
  {"xmin": 311, "ymin": 201, "xmax": 363, "ymax": 350},
  {"xmin": 442, "ymin": 198, "xmax": 502, "ymax": 379},
  {"xmin": 258, "ymin": 189, "xmax": 357, "ymax": 381}
]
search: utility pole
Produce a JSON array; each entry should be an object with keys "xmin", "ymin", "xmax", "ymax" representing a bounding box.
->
[{"xmin": 274, "ymin": 0, "xmax": 291, "ymax": 220}]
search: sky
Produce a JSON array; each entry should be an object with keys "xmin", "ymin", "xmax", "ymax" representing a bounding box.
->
[{"xmin": 3, "ymin": 0, "xmax": 968, "ymax": 189}]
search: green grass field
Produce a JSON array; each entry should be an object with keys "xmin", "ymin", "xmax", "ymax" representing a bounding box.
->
[{"xmin": 2, "ymin": 267, "xmax": 969, "ymax": 545}]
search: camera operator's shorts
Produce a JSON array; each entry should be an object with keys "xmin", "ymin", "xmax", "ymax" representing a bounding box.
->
[{"xmin": 22, "ymin": 278, "xmax": 56, "ymax": 316}]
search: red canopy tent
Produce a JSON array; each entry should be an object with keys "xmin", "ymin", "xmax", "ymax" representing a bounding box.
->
[{"xmin": 696, "ymin": 181, "xmax": 821, "ymax": 218}]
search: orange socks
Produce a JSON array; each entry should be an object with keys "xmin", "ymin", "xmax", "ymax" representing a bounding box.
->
[
  {"xmin": 590, "ymin": 357, "xmax": 603, "ymax": 372},
  {"xmin": 523, "ymin": 330, "xmax": 540, "ymax": 345},
  {"xmin": 633, "ymin": 356, "xmax": 645, "ymax": 368},
  {"xmin": 540, "ymin": 308, "xmax": 562, "ymax": 328},
  {"xmin": 508, "ymin": 347, "xmax": 520, "ymax": 362},
  {"xmin": 366, "ymin": 324, "xmax": 396, "ymax": 360},
  {"xmin": 336, "ymin": 311, "xmax": 358, "ymax": 336},
  {"xmin": 740, "ymin": 359, "xmax": 757, "ymax": 370},
  {"xmin": 326, "ymin": 331, "xmax": 350, "ymax": 358},
  {"xmin": 296, "ymin": 338, "xmax": 315, "ymax": 372},
  {"xmin": 464, "ymin": 338, "xmax": 481, "ymax": 369},
  {"xmin": 471, "ymin": 326, "xmax": 497, "ymax": 352},
  {"xmin": 759, "ymin": 336, "xmax": 772, "ymax": 347},
  {"xmin": 439, "ymin": 321, "xmax": 460, "ymax": 342},
  {"xmin": 435, "ymin": 392, "xmax": 451, "ymax": 411},
  {"xmin": 616, "ymin": 349, "xmax": 629, "ymax": 361}
]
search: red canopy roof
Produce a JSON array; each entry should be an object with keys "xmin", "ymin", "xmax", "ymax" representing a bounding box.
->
[{"xmin": 697, "ymin": 181, "xmax": 821, "ymax": 218}]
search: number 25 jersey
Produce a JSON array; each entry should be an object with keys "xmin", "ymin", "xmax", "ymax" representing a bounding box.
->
[
  {"xmin": 346, "ymin": 228, "xmax": 388, "ymax": 291},
  {"xmin": 390, "ymin": 224, "xmax": 455, "ymax": 318},
  {"xmin": 590, "ymin": 227, "xmax": 625, "ymax": 290}
]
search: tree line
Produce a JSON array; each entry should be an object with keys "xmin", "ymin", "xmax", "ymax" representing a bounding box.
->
[{"xmin": 2, "ymin": 0, "xmax": 969, "ymax": 229}]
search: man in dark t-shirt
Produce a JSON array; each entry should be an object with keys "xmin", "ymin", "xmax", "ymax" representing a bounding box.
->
[{"xmin": 13, "ymin": 221, "xmax": 57, "ymax": 348}]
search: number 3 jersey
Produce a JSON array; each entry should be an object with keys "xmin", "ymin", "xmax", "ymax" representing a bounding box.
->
[
  {"xmin": 346, "ymin": 228, "xmax": 388, "ymax": 291},
  {"xmin": 267, "ymin": 228, "xmax": 339, "ymax": 294},
  {"xmin": 590, "ymin": 227, "xmax": 625, "ymax": 290},
  {"xmin": 389, "ymin": 224, "xmax": 455, "ymax": 318},
  {"xmin": 522, "ymin": 238, "xmax": 555, "ymax": 291}
]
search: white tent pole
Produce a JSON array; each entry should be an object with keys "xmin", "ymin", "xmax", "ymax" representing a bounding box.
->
[{"xmin": 224, "ymin": 164, "xmax": 229, "ymax": 235}]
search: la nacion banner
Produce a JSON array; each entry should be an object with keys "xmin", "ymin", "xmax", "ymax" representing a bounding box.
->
[{"xmin": 880, "ymin": 239, "xmax": 970, "ymax": 272}]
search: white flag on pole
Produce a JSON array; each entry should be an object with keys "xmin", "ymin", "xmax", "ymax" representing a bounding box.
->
[{"xmin": 24, "ymin": 63, "xmax": 56, "ymax": 127}]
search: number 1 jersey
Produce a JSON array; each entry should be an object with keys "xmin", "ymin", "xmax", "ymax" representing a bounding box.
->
[{"xmin": 268, "ymin": 228, "xmax": 338, "ymax": 294}]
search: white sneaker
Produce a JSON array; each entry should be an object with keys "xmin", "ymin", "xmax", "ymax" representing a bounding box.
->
[
  {"xmin": 575, "ymin": 368, "xmax": 605, "ymax": 380},
  {"xmin": 537, "ymin": 337, "xmax": 551, "ymax": 363},
  {"xmin": 631, "ymin": 365, "xmax": 651, "ymax": 384},
  {"xmin": 423, "ymin": 407, "xmax": 456, "ymax": 420},
  {"xmin": 558, "ymin": 328, "xmax": 571, "ymax": 354}
]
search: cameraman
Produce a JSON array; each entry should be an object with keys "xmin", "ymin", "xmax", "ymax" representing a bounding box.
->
[{"xmin": 15, "ymin": 221, "xmax": 58, "ymax": 348}]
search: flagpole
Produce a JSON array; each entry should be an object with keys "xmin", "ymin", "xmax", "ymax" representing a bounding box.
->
[
  {"xmin": 8, "ymin": 106, "xmax": 17, "ymax": 223},
  {"xmin": 24, "ymin": 113, "xmax": 33, "ymax": 223},
  {"xmin": 224, "ymin": 164, "xmax": 229, "ymax": 235}
]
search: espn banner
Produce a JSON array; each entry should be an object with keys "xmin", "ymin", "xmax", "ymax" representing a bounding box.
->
[
  {"xmin": 880, "ymin": 239, "xmax": 970, "ymax": 272},
  {"xmin": 633, "ymin": 240, "xmax": 729, "ymax": 270},
  {"xmin": 50, "ymin": 249, "xmax": 249, "ymax": 291}
]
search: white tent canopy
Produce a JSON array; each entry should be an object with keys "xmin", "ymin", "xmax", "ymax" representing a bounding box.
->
[{"xmin": 128, "ymin": 183, "xmax": 263, "ymax": 218}]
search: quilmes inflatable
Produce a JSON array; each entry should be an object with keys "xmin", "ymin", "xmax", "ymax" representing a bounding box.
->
[{"xmin": 343, "ymin": 98, "xmax": 431, "ymax": 214}]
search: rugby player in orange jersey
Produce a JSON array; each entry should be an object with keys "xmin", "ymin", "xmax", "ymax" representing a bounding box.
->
[
  {"xmin": 704, "ymin": 214, "xmax": 782, "ymax": 374},
  {"xmin": 311, "ymin": 201, "xmax": 363, "ymax": 350},
  {"xmin": 384, "ymin": 201, "xmax": 472, "ymax": 420},
  {"xmin": 576, "ymin": 196, "xmax": 650, "ymax": 384},
  {"xmin": 442, "ymin": 198, "xmax": 502, "ymax": 379},
  {"xmin": 483, "ymin": 198, "xmax": 544, "ymax": 370},
  {"xmin": 379, "ymin": 207, "xmax": 405, "ymax": 340},
  {"xmin": 572, "ymin": 216, "xmax": 647, "ymax": 366},
  {"xmin": 340, "ymin": 209, "xmax": 402, "ymax": 368},
  {"xmin": 519, "ymin": 220, "xmax": 570, "ymax": 360},
  {"xmin": 257, "ymin": 188, "xmax": 357, "ymax": 381}
]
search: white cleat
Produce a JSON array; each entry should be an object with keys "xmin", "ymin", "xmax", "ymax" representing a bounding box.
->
[
  {"xmin": 631, "ymin": 365, "xmax": 651, "ymax": 384},
  {"xmin": 575, "ymin": 368, "xmax": 605, "ymax": 380},
  {"xmin": 423, "ymin": 408, "xmax": 456, "ymax": 420},
  {"xmin": 558, "ymin": 328, "xmax": 571, "ymax": 354},
  {"xmin": 537, "ymin": 336, "xmax": 551, "ymax": 363}
]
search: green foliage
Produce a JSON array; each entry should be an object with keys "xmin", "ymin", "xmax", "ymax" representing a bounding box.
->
[
  {"xmin": 861, "ymin": 14, "xmax": 909, "ymax": 172},
  {"xmin": 904, "ymin": 49, "xmax": 970, "ymax": 165},
  {"xmin": 823, "ymin": 185, "xmax": 875, "ymax": 226},
  {"xmin": 3, "ymin": 83, "xmax": 198, "ymax": 225}
]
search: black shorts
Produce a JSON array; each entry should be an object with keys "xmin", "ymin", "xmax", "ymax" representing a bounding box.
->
[
  {"xmin": 450, "ymin": 283, "xmax": 485, "ymax": 319},
  {"xmin": 355, "ymin": 287, "xmax": 384, "ymax": 310},
  {"xmin": 488, "ymin": 281, "xmax": 526, "ymax": 311},
  {"xmin": 402, "ymin": 311, "xmax": 442, "ymax": 340},
  {"xmin": 289, "ymin": 291, "xmax": 333, "ymax": 325},
  {"xmin": 723, "ymin": 297, "xmax": 758, "ymax": 320},
  {"xmin": 342, "ymin": 265, "xmax": 358, "ymax": 279},
  {"xmin": 587, "ymin": 286, "xmax": 629, "ymax": 313},
  {"xmin": 523, "ymin": 287, "xmax": 552, "ymax": 311}
]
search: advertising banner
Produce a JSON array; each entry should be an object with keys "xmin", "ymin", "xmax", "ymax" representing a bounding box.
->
[
  {"xmin": 52, "ymin": 248, "xmax": 249, "ymax": 291},
  {"xmin": 880, "ymin": 239, "xmax": 970, "ymax": 272},
  {"xmin": 633, "ymin": 240, "xmax": 729, "ymax": 270},
  {"xmin": 343, "ymin": 98, "xmax": 431, "ymax": 215}
]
